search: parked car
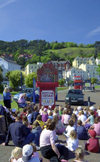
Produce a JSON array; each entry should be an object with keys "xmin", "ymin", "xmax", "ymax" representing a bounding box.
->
[
  {"xmin": 65, "ymin": 89, "xmax": 84, "ymax": 105},
  {"xmin": 83, "ymin": 87, "xmax": 94, "ymax": 92},
  {"xmin": 13, "ymin": 88, "xmax": 39, "ymax": 102}
]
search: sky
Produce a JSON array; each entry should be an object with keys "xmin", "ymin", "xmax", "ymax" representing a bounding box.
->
[{"xmin": 0, "ymin": 0, "xmax": 100, "ymax": 44}]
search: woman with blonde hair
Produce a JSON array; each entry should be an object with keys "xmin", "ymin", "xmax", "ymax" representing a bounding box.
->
[{"xmin": 3, "ymin": 87, "xmax": 11, "ymax": 109}]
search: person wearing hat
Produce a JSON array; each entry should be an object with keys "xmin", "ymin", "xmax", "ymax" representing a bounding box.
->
[
  {"xmin": 85, "ymin": 129, "xmax": 100, "ymax": 153},
  {"xmin": 17, "ymin": 144, "xmax": 40, "ymax": 162},
  {"xmin": 77, "ymin": 106, "xmax": 82, "ymax": 112}
]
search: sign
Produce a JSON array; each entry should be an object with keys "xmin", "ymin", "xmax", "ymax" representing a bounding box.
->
[{"xmin": 41, "ymin": 90, "xmax": 54, "ymax": 106}]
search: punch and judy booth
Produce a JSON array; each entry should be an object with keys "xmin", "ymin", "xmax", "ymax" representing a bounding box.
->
[{"xmin": 37, "ymin": 63, "xmax": 58, "ymax": 109}]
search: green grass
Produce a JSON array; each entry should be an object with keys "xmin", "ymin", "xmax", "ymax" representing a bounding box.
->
[
  {"xmin": 95, "ymin": 85, "xmax": 100, "ymax": 89},
  {"xmin": 0, "ymin": 100, "xmax": 18, "ymax": 110},
  {"xmin": 57, "ymin": 87, "xmax": 68, "ymax": 91},
  {"xmin": 46, "ymin": 47, "xmax": 95, "ymax": 59},
  {"xmin": 11, "ymin": 91, "xmax": 18, "ymax": 95}
]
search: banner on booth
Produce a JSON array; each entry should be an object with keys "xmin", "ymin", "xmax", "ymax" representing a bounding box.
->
[{"xmin": 41, "ymin": 90, "xmax": 54, "ymax": 106}]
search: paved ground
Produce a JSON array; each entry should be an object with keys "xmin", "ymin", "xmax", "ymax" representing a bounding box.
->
[{"xmin": 0, "ymin": 89, "xmax": 100, "ymax": 162}]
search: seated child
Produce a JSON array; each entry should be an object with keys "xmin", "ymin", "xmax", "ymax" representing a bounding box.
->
[
  {"xmin": 22, "ymin": 116, "xmax": 32, "ymax": 130},
  {"xmin": 42, "ymin": 108, "xmax": 48, "ymax": 122},
  {"xmin": 85, "ymin": 129, "xmax": 100, "ymax": 153},
  {"xmin": 31, "ymin": 121, "xmax": 42, "ymax": 147},
  {"xmin": 61, "ymin": 109, "xmax": 71, "ymax": 125},
  {"xmin": 9, "ymin": 147, "xmax": 22, "ymax": 162},
  {"xmin": 91, "ymin": 117, "xmax": 100, "ymax": 136},
  {"xmin": 36, "ymin": 115, "xmax": 44, "ymax": 129},
  {"xmin": 48, "ymin": 111, "xmax": 53, "ymax": 120},
  {"xmin": 17, "ymin": 144, "xmax": 40, "ymax": 162},
  {"xmin": 73, "ymin": 147, "xmax": 88, "ymax": 162},
  {"xmin": 66, "ymin": 130, "xmax": 79, "ymax": 152},
  {"xmin": 53, "ymin": 115, "xmax": 65, "ymax": 135},
  {"xmin": 84, "ymin": 110, "xmax": 94, "ymax": 129},
  {"xmin": 64, "ymin": 119, "xmax": 75, "ymax": 137},
  {"xmin": 31, "ymin": 143, "xmax": 42, "ymax": 162},
  {"xmin": 77, "ymin": 120, "xmax": 89, "ymax": 140}
]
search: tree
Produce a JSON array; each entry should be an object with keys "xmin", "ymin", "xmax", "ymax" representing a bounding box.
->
[
  {"xmin": 17, "ymin": 57, "xmax": 26, "ymax": 68},
  {"xmin": 58, "ymin": 79, "xmax": 65, "ymax": 86},
  {"xmin": 79, "ymin": 49, "xmax": 84, "ymax": 57},
  {"xmin": 78, "ymin": 43, "xmax": 85, "ymax": 48},
  {"xmin": 9, "ymin": 70, "xmax": 24, "ymax": 90},
  {"xmin": 5, "ymin": 71, "xmax": 10, "ymax": 80},
  {"xmin": 41, "ymin": 55, "xmax": 51, "ymax": 63},
  {"xmin": 91, "ymin": 77, "xmax": 97, "ymax": 85},
  {"xmin": 25, "ymin": 72, "xmax": 37, "ymax": 88}
]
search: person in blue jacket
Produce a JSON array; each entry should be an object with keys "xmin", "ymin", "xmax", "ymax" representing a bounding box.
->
[
  {"xmin": 77, "ymin": 120, "xmax": 89, "ymax": 140},
  {"xmin": 3, "ymin": 87, "xmax": 11, "ymax": 109},
  {"xmin": 3, "ymin": 114, "xmax": 35, "ymax": 148}
]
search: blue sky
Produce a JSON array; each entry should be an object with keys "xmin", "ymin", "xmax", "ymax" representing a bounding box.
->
[{"xmin": 0, "ymin": 0, "xmax": 100, "ymax": 44}]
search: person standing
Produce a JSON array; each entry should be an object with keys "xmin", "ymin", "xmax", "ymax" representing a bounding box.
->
[{"xmin": 3, "ymin": 87, "xmax": 11, "ymax": 109}]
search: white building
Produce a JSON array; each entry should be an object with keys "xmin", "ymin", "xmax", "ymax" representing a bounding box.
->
[
  {"xmin": 72, "ymin": 56, "xmax": 95, "ymax": 68},
  {"xmin": 79, "ymin": 64, "xmax": 98, "ymax": 79},
  {"xmin": 50, "ymin": 61, "xmax": 71, "ymax": 80},
  {"xmin": 0, "ymin": 57, "xmax": 21, "ymax": 77},
  {"xmin": 63, "ymin": 67, "xmax": 88, "ymax": 81},
  {"xmin": 25, "ymin": 62, "xmax": 43, "ymax": 75},
  {"xmin": 96, "ymin": 58, "xmax": 100, "ymax": 65}
]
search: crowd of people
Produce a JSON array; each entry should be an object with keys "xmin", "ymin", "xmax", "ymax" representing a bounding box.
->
[{"xmin": 0, "ymin": 87, "xmax": 100, "ymax": 162}]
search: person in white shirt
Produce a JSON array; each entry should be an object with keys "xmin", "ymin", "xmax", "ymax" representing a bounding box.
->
[
  {"xmin": 64, "ymin": 119, "xmax": 75, "ymax": 137},
  {"xmin": 66, "ymin": 130, "xmax": 79, "ymax": 152},
  {"xmin": 97, "ymin": 106, "xmax": 100, "ymax": 117},
  {"xmin": 78, "ymin": 111, "xmax": 87, "ymax": 123}
]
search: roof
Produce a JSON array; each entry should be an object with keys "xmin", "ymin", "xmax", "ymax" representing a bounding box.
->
[{"xmin": 0, "ymin": 57, "xmax": 21, "ymax": 66}]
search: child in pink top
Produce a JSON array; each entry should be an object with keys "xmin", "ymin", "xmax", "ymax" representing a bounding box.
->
[
  {"xmin": 91, "ymin": 117, "xmax": 100, "ymax": 136},
  {"xmin": 61, "ymin": 109, "xmax": 71, "ymax": 125}
]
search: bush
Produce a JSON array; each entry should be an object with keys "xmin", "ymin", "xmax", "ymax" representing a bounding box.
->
[{"xmin": 58, "ymin": 79, "xmax": 65, "ymax": 86}]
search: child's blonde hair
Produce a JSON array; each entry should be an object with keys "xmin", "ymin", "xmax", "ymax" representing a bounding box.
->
[
  {"xmin": 11, "ymin": 147, "xmax": 22, "ymax": 160},
  {"xmin": 70, "ymin": 130, "xmax": 77, "ymax": 139},
  {"xmin": 75, "ymin": 147, "xmax": 84, "ymax": 160},
  {"xmin": 98, "ymin": 106, "xmax": 100, "ymax": 110}
]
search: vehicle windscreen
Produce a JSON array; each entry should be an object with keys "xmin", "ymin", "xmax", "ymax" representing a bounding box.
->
[
  {"xmin": 68, "ymin": 90, "xmax": 82, "ymax": 94},
  {"xmin": 74, "ymin": 82, "xmax": 82, "ymax": 86}
]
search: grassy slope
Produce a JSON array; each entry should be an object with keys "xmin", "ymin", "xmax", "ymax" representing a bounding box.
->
[{"xmin": 46, "ymin": 47, "xmax": 95, "ymax": 59}]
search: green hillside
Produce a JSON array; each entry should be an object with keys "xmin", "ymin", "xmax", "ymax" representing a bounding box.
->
[
  {"xmin": 0, "ymin": 40, "xmax": 100, "ymax": 67},
  {"xmin": 46, "ymin": 47, "xmax": 95, "ymax": 60}
]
